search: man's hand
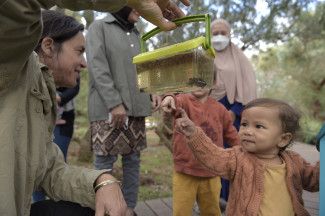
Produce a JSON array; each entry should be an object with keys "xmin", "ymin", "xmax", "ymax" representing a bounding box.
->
[
  {"xmin": 110, "ymin": 104, "xmax": 127, "ymax": 129},
  {"xmin": 94, "ymin": 174, "xmax": 127, "ymax": 216},
  {"xmin": 174, "ymin": 108, "xmax": 196, "ymax": 137},
  {"xmin": 127, "ymin": 0, "xmax": 191, "ymax": 31},
  {"xmin": 151, "ymin": 94, "xmax": 162, "ymax": 112},
  {"xmin": 161, "ymin": 96, "xmax": 176, "ymax": 113}
]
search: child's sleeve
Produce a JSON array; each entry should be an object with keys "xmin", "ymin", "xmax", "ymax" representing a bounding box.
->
[
  {"xmin": 222, "ymin": 107, "xmax": 240, "ymax": 147},
  {"xmin": 187, "ymin": 127, "xmax": 237, "ymax": 180},
  {"xmin": 300, "ymin": 158, "xmax": 320, "ymax": 192},
  {"xmin": 174, "ymin": 94, "xmax": 188, "ymax": 110}
]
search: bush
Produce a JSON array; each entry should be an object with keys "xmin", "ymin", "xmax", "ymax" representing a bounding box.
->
[{"xmin": 299, "ymin": 115, "xmax": 322, "ymax": 144}]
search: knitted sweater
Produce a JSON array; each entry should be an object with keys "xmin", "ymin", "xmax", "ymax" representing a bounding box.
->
[
  {"xmin": 188, "ymin": 128, "xmax": 320, "ymax": 216},
  {"xmin": 172, "ymin": 94, "xmax": 240, "ymax": 177}
]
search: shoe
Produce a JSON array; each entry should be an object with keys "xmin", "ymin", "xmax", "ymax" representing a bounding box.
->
[
  {"xmin": 219, "ymin": 198, "xmax": 227, "ymax": 212},
  {"xmin": 126, "ymin": 207, "xmax": 137, "ymax": 216}
]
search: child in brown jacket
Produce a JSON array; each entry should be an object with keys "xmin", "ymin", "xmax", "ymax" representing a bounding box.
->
[{"xmin": 175, "ymin": 98, "xmax": 319, "ymax": 216}]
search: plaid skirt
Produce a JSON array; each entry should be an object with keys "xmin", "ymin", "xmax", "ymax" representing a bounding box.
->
[{"xmin": 90, "ymin": 117, "xmax": 147, "ymax": 156}]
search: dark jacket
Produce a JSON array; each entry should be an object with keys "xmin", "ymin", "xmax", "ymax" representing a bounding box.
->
[{"xmin": 56, "ymin": 78, "xmax": 80, "ymax": 137}]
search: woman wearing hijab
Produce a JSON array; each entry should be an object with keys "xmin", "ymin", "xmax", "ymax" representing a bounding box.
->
[
  {"xmin": 210, "ymin": 19, "xmax": 257, "ymax": 204},
  {"xmin": 86, "ymin": 7, "xmax": 161, "ymax": 216}
]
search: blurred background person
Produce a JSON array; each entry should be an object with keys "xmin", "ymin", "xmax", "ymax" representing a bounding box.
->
[
  {"xmin": 210, "ymin": 18, "xmax": 257, "ymax": 206},
  {"xmin": 54, "ymin": 77, "xmax": 80, "ymax": 161}
]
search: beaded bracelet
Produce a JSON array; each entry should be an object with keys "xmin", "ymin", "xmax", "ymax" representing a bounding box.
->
[{"xmin": 94, "ymin": 179, "xmax": 121, "ymax": 193}]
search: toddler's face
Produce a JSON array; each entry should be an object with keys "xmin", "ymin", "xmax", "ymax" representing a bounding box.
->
[
  {"xmin": 191, "ymin": 87, "xmax": 210, "ymax": 99},
  {"xmin": 238, "ymin": 107, "xmax": 289, "ymax": 157}
]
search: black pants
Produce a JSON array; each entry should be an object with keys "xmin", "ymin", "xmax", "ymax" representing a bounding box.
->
[{"xmin": 30, "ymin": 200, "xmax": 95, "ymax": 216}]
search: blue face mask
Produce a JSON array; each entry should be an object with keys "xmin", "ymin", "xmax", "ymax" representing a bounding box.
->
[{"xmin": 211, "ymin": 35, "xmax": 230, "ymax": 51}]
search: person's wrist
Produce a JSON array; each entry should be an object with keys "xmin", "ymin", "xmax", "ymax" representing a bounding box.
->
[
  {"xmin": 94, "ymin": 173, "xmax": 120, "ymax": 193},
  {"xmin": 95, "ymin": 173, "xmax": 115, "ymax": 185},
  {"xmin": 94, "ymin": 179, "xmax": 121, "ymax": 193}
]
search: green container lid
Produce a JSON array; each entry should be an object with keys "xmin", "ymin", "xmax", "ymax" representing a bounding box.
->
[{"xmin": 133, "ymin": 14, "xmax": 215, "ymax": 64}]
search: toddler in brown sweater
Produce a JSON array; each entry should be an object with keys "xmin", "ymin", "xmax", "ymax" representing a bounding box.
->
[{"xmin": 175, "ymin": 98, "xmax": 319, "ymax": 216}]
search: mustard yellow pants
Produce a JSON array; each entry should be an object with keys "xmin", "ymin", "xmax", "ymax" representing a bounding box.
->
[{"xmin": 173, "ymin": 171, "xmax": 222, "ymax": 216}]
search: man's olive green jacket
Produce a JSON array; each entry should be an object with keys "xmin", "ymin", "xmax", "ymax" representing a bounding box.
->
[{"xmin": 0, "ymin": 0, "xmax": 126, "ymax": 215}]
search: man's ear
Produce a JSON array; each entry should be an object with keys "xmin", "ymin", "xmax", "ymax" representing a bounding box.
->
[
  {"xmin": 40, "ymin": 37, "xmax": 55, "ymax": 57},
  {"xmin": 278, "ymin": 132, "xmax": 293, "ymax": 148}
]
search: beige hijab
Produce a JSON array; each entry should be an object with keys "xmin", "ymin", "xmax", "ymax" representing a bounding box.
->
[{"xmin": 210, "ymin": 19, "xmax": 257, "ymax": 105}]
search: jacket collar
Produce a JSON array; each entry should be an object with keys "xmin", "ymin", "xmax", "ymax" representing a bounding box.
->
[
  {"xmin": 102, "ymin": 13, "xmax": 136, "ymax": 31},
  {"xmin": 34, "ymin": 52, "xmax": 48, "ymax": 71}
]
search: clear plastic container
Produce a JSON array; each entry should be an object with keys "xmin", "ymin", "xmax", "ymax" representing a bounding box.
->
[{"xmin": 133, "ymin": 14, "xmax": 215, "ymax": 94}]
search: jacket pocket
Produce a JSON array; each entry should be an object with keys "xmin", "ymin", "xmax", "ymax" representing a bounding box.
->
[{"xmin": 30, "ymin": 86, "xmax": 51, "ymax": 115}]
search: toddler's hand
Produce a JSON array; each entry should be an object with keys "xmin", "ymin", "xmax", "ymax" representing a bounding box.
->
[
  {"xmin": 161, "ymin": 96, "xmax": 176, "ymax": 113},
  {"xmin": 175, "ymin": 108, "xmax": 196, "ymax": 137}
]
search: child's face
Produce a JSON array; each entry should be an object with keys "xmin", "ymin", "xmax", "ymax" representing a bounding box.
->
[
  {"xmin": 191, "ymin": 87, "xmax": 210, "ymax": 99},
  {"xmin": 238, "ymin": 106, "xmax": 290, "ymax": 157}
]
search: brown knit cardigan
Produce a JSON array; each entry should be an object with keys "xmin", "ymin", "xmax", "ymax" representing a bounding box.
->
[{"xmin": 187, "ymin": 128, "xmax": 319, "ymax": 216}]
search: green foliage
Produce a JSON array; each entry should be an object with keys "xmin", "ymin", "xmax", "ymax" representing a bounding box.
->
[
  {"xmin": 58, "ymin": 1, "xmax": 317, "ymax": 51},
  {"xmin": 300, "ymin": 115, "xmax": 322, "ymax": 143},
  {"xmin": 82, "ymin": 10, "xmax": 95, "ymax": 29},
  {"xmin": 141, "ymin": 0, "xmax": 317, "ymax": 50},
  {"xmin": 138, "ymin": 138, "xmax": 173, "ymax": 200},
  {"xmin": 255, "ymin": 3, "xmax": 325, "ymax": 140},
  {"xmin": 291, "ymin": 2, "xmax": 325, "ymax": 42}
]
